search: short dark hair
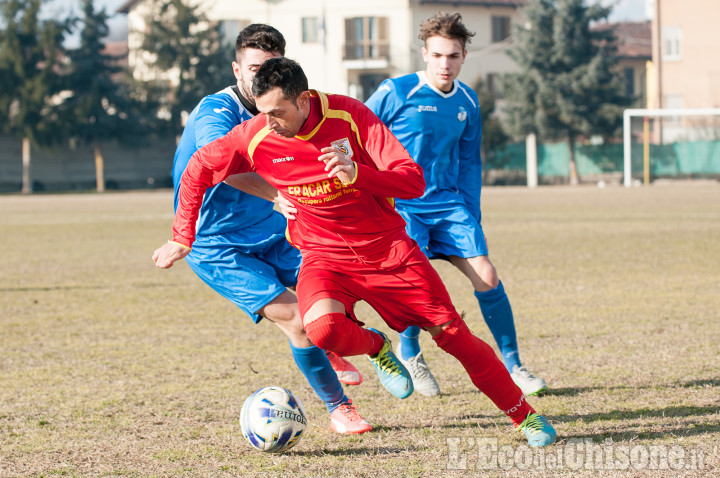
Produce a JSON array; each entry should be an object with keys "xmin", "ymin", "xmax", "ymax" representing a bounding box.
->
[
  {"xmin": 252, "ymin": 57, "xmax": 308, "ymax": 105},
  {"xmin": 418, "ymin": 12, "xmax": 475, "ymax": 50},
  {"xmin": 235, "ymin": 24, "xmax": 286, "ymax": 62}
]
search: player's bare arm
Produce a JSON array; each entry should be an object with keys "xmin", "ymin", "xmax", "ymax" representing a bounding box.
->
[
  {"xmin": 318, "ymin": 146, "xmax": 356, "ymax": 184},
  {"xmin": 152, "ymin": 241, "xmax": 191, "ymax": 269}
]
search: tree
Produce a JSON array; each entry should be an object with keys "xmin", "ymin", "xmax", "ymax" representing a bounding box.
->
[
  {"xmin": 473, "ymin": 78, "xmax": 509, "ymax": 170},
  {"xmin": 502, "ymin": 0, "xmax": 630, "ymax": 185},
  {"xmin": 139, "ymin": 0, "xmax": 230, "ymax": 137},
  {"xmin": 0, "ymin": 0, "xmax": 72, "ymax": 193},
  {"xmin": 60, "ymin": 0, "xmax": 151, "ymax": 192}
]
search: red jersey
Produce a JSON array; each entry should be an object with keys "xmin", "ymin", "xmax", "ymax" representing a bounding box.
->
[{"xmin": 173, "ymin": 90, "xmax": 425, "ymax": 257}]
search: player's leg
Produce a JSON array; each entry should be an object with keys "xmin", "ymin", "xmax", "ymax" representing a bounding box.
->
[
  {"xmin": 363, "ymin": 241, "xmax": 555, "ymax": 446},
  {"xmin": 426, "ymin": 318, "xmax": 555, "ymax": 447},
  {"xmin": 260, "ymin": 231, "xmax": 370, "ymax": 433},
  {"xmin": 297, "ymin": 270, "xmax": 413, "ymax": 400},
  {"xmin": 325, "ymin": 350, "xmax": 363, "ymax": 386},
  {"xmin": 395, "ymin": 208, "xmax": 441, "ymax": 396},
  {"xmin": 449, "ymin": 255, "xmax": 547, "ymax": 396},
  {"xmin": 427, "ymin": 204, "xmax": 547, "ymax": 396},
  {"xmin": 256, "ymin": 293, "xmax": 371, "ymax": 434},
  {"xmin": 186, "ymin": 239, "xmax": 370, "ymax": 434}
]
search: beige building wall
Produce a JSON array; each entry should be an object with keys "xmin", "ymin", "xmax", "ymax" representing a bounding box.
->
[
  {"xmin": 654, "ymin": 0, "xmax": 720, "ymax": 109},
  {"xmin": 123, "ymin": 0, "xmax": 525, "ymax": 101}
]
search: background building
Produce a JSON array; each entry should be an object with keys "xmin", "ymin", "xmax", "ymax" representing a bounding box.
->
[
  {"xmin": 651, "ymin": 0, "xmax": 720, "ymax": 110},
  {"xmin": 118, "ymin": 0, "xmax": 527, "ymax": 100}
]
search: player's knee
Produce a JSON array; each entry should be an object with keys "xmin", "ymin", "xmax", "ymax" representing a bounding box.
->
[
  {"xmin": 303, "ymin": 313, "xmax": 346, "ymax": 351},
  {"xmin": 478, "ymin": 259, "xmax": 499, "ymax": 290}
]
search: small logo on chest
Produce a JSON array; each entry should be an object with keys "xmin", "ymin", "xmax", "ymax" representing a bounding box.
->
[
  {"xmin": 331, "ymin": 138, "xmax": 354, "ymax": 158},
  {"xmin": 417, "ymin": 105, "xmax": 438, "ymax": 113},
  {"xmin": 457, "ymin": 105, "xmax": 467, "ymax": 122},
  {"xmin": 272, "ymin": 156, "xmax": 295, "ymax": 163}
]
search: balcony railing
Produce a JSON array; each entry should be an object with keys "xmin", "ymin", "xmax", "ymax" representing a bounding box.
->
[{"xmin": 343, "ymin": 42, "xmax": 389, "ymax": 61}]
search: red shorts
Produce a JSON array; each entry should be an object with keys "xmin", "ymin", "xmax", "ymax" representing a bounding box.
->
[{"xmin": 296, "ymin": 234, "xmax": 460, "ymax": 332}]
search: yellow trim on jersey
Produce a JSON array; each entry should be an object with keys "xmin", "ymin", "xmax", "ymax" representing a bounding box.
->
[
  {"xmin": 285, "ymin": 225, "xmax": 299, "ymax": 250},
  {"xmin": 295, "ymin": 91, "xmax": 365, "ymax": 153},
  {"xmin": 168, "ymin": 240, "xmax": 191, "ymax": 251},
  {"xmin": 296, "ymin": 90, "xmax": 329, "ymax": 140},
  {"xmin": 325, "ymin": 109, "xmax": 365, "ymax": 152},
  {"xmin": 342, "ymin": 161, "xmax": 359, "ymax": 186},
  {"xmin": 248, "ymin": 126, "xmax": 273, "ymax": 164}
]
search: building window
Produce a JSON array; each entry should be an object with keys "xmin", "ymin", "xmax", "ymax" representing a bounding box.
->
[
  {"xmin": 359, "ymin": 73, "xmax": 389, "ymax": 101},
  {"xmin": 344, "ymin": 17, "xmax": 389, "ymax": 60},
  {"xmin": 487, "ymin": 73, "xmax": 503, "ymax": 99},
  {"xmin": 624, "ymin": 67, "xmax": 635, "ymax": 98},
  {"xmin": 491, "ymin": 16, "xmax": 511, "ymax": 43},
  {"xmin": 302, "ymin": 17, "xmax": 320, "ymax": 44},
  {"xmin": 662, "ymin": 26, "xmax": 682, "ymax": 61},
  {"xmin": 220, "ymin": 19, "xmax": 250, "ymax": 46}
]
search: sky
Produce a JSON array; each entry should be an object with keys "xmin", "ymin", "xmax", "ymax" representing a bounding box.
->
[
  {"xmin": 43, "ymin": 0, "xmax": 128, "ymax": 42},
  {"xmin": 601, "ymin": 0, "xmax": 652, "ymax": 21},
  {"xmin": 43, "ymin": 0, "xmax": 652, "ymax": 45}
]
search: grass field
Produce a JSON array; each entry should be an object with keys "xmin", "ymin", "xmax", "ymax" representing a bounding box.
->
[{"xmin": 1, "ymin": 184, "xmax": 719, "ymax": 477}]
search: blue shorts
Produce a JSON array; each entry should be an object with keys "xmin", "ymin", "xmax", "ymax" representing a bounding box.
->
[
  {"xmin": 397, "ymin": 203, "xmax": 488, "ymax": 260},
  {"xmin": 185, "ymin": 212, "xmax": 301, "ymax": 323}
]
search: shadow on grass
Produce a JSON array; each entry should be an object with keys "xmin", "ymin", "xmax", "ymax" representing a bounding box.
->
[
  {"xmin": 1, "ymin": 281, "xmax": 170, "ymax": 293},
  {"xmin": 559, "ymin": 422, "xmax": 720, "ymax": 443},
  {"xmin": 553, "ymin": 404, "xmax": 720, "ymax": 442},
  {"xmin": 0, "ymin": 284, "xmax": 109, "ymax": 292},
  {"xmin": 293, "ymin": 445, "xmax": 423, "ymax": 457},
  {"xmin": 682, "ymin": 378, "xmax": 720, "ymax": 388},
  {"xmin": 558, "ymin": 404, "xmax": 719, "ymax": 423},
  {"xmin": 542, "ymin": 378, "xmax": 720, "ymax": 398}
]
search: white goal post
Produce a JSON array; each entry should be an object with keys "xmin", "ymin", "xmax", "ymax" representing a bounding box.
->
[{"xmin": 623, "ymin": 108, "xmax": 720, "ymax": 187}]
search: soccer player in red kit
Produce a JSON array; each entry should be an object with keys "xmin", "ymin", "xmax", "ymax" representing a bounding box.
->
[{"xmin": 153, "ymin": 57, "xmax": 556, "ymax": 447}]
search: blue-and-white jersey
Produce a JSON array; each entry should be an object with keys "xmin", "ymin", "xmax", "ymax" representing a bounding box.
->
[
  {"xmin": 172, "ymin": 86, "xmax": 275, "ymax": 236},
  {"xmin": 365, "ymin": 71, "xmax": 483, "ymax": 223}
]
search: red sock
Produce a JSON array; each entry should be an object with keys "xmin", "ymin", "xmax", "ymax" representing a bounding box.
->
[
  {"xmin": 304, "ymin": 313, "xmax": 384, "ymax": 356},
  {"xmin": 433, "ymin": 319, "xmax": 535, "ymax": 426}
]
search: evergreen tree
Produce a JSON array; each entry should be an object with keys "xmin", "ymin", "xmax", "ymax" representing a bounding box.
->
[
  {"xmin": 60, "ymin": 0, "xmax": 151, "ymax": 192},
  {"xmin": 473, "ymin": 78, "xmax": 509, "ymax": 170},
  {"xmin": 502, "ymin": 0, "xmax": 630, "ymax": 185},
  {"xmin": 139, "ymin": 0, "xmax": 230, "ymax": 136},
  {"xmin": 0, "ymin": 0, "xmax": 72, "ymax": 193}
]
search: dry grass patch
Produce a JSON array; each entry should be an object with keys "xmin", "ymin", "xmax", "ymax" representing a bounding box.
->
[{"xmin": 1, "ymin": 185, "xmax": 719, "ymax": 477}]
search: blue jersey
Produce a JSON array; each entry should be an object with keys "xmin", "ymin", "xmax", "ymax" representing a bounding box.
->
[
  {"xmin": 365, "ymin": 71, "xmax": 483, "ymax": 222},
  {"xmin": 172, "ymin": 86, "xmax": 275, "ymax": 237}
]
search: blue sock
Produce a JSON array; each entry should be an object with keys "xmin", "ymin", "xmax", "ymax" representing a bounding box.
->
[
  {"xmin": 289, "ymin": 342, "xmax": 347, "ymax": 414},
  {"xmin": 399, "ymin": 326, "xmax": 422, "ymax": 360},
  {"xmin": 475, "ymin": 281, "xmax": 522, "ymax": 372}
]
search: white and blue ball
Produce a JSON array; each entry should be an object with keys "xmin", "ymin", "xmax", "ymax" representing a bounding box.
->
[{"xmin": 239, "ymin": 386, "xmax": 307, "ymax": 453}]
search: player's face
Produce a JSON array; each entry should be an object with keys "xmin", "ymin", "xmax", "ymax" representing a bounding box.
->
[
  {"xmin": 421, "ymin": 36, "xmax": 466, "ymax": 92},
  {"xmin": 255, "ymin": 87, "xmax": 311, "ymax": 138},
  {"xmin": 232, "ymin": 48, "xmax": 282, "ymax": 104}
]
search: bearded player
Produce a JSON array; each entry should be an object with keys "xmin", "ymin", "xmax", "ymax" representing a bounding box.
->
[{"xmin": 163, "ymin": 24, "xmax": 369, "ymax": 435}]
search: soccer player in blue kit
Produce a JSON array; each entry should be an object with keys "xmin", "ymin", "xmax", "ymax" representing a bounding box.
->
[
  {"xmin": 366, "ymin": 12, "xmax": 548, "ymax": 397},
  {"xmin": 160, "ymin": 24, "xmax": 370, "ymax": 434}
]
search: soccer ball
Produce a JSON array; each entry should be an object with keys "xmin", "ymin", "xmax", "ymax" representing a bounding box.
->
[{"xmin": 239, "ymin": 386, "xmax": 307, "ymax": 453}]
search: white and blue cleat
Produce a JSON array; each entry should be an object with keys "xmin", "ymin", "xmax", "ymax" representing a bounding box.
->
[
  {"xmin": 519, "ymin": 412, "xmax": 557, "ymax": 447},
  {"xmin": 366, "ymin": 328, "xmax": 413, "ymax": 399}
]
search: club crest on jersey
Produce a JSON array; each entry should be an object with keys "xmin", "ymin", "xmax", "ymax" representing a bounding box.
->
[
  {"xmin": 457, "ymin": 106, "xmax": 467, "ymax": 122},
  {"xmin": 331, "ymin": 138, "xmax": 354, "ymax": 158}
]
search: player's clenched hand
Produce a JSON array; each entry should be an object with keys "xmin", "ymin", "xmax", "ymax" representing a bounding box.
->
[
  {"xmin": 152, "ymin": 241, "xmax": 191, "ymax": 269},
  {"xmin": 318, "ymin": 146, "xmax": 355, "ymax": 184},
  {"xmin": 274, "ymin": 191, "xmax": 297, "ymax": 220}
]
